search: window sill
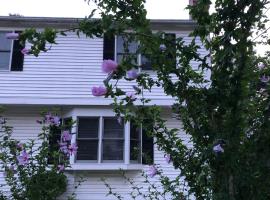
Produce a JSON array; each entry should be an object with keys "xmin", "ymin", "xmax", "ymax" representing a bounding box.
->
[{"xmin": 66, "ymin": 163, "xmax": 144, "ymax": 171}]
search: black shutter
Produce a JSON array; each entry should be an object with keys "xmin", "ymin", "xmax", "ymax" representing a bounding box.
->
[
  {"xmin": 165, "ymin": 33, "xmax": 176, "ymax": 68},
  {"xmin": 142, "ymin": 120, "xmax": 154, "ymax": 165},
  {"xmin": 11, "ymin": 31, "xmax": 24, "ymax": 71},
  {"xmin": 103, "ymin": 34, "xmax": 115, "ymax": 60}
]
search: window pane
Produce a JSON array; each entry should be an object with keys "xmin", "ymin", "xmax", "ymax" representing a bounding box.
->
[
  {"xmin": 116, "ymin": 36, "xmax": 137, "ymax": 54},
  {"xmin": 102, "ymin": 140, "xmax": 124, "ymax": 160},
  {"xmin": 0, "ymin": 32, "xmax": 12, "ymax": 51},
  {"xmin": 141, "ymin": 55, "xmax": 152, "ymax": 70},
  {"xmin": 130, "ymin": 140, "xmax": 140, "ymax": 162},
  {"xmin": 103, "ymin": 118, "xmax": 124, "ymax": 138},
  {"xmin": 0, "ymin": 52, "xmax": 10, "ymax": 70},
  {"xmin": 78, "ymin": 118, "xmax": 99, "ymax": 138},
  {"xmin": 130, "ymin": 122, "xmax": 140, "ymax": 139},
  {"xmin": 77, "ymin": 140, "xmax": 98, "ymax": 160}
]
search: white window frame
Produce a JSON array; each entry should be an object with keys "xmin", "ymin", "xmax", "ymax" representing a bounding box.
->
[
  {"xmin": 114, "ymin": 35, "xmax": 143, "ymax": 71},
  {"xmin": 0, "ymin": 30, "xmax": 14, "ymax": 71},
  {"xmin": 66, "ymin": 110, "xmax": 143, "ymax": 170}
]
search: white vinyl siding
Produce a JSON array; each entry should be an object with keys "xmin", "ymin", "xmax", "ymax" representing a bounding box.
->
[{"xmin": 0, "ymin": 31, "xmax": 208, "ymax": 106}]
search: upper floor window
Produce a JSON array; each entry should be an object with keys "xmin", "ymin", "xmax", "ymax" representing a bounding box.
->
[
  {"xmin": 0, "ymin": 31, "xmax": 24, "ymax": 71},
  {"xmin": 103, "ymin": 33, "xmax": 176, "ymax": 71}
]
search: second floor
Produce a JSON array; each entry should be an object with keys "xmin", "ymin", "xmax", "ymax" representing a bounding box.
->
[{"xmin": 0, "ymin": 17, "xmax": 208, "ymax": 106}]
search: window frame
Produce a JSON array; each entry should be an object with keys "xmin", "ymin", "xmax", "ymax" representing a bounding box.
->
[
  {"xmin": 73, "ymin": 115, "xmax": 142, "ymax": 165},
  {"xmin": 113, "ymin": 33, "xmax": 177, "ymax": 71}
]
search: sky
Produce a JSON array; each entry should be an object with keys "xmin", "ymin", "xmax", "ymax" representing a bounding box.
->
[{"xmin": 0, "ymin": 0, "xmax": 190, "ymax": 19}]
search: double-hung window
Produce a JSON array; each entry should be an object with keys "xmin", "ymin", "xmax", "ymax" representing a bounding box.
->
[
  {"xmin": 0, "ymin": 31, "xmax": 24, "ymax": 71},
  {"xmin": 103, "ymin": 33, "xmax": 176, "ymax": 71}
]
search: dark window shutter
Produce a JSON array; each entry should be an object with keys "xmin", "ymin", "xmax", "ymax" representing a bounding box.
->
[
  {"xmin": 103, "ymin": 34, "xmax": 115, "ymax": 60},
  {"xmin": 142, "ymin": 120, "xmax": 154, "ymax": 165},
  {"xmin": 165, "ymin": 33, "xmax": 176, "ymax": 68},
  {"xmin": 11, "ymin": 31, "xmax": 24, "ymax": 71}
]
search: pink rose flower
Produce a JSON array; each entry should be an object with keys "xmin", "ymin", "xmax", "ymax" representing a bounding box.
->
[
  {"xmin": 59, "ymin": 142, "xmax": 69, "ymax": 155},
  {"xmin": 92, "ymin": 86, "xmax": 107, "ymax": 96},
  {"xmin": 258, "ymin": 62, "xmax": 265, "ymax": 70},
  {"xmin": 260, "ymin": 75, "xmax": 270, "ymax": 83},
  {"xmin": 58, "ymin": 165, "xmax": 65, "ymax": 172},
  {"xmin": 126, "ymin": 92, "xmax": 136, "ymax": 100},
  {"xmin": 21, "ymin": 48, "xmax": 30, "ymax": 55},
  {"xmin": 16, "ymin": 143, "xmax": 23, "ymax": 150},
  {"xmin": 6, "ymin": 32, "xmax": 19, "ymax": 40},
  {"xmin": 148, "ymin": 165, "xmax": 158, "ymax": 178},
  {"xmin": 127, "ymin": 69, "xmax": 139, "ymax": 79},
  {"xmin": 159, "ymin": 44, "xmax": 166, "ymax": 51},
  {"xmin": 102, "ymin": 59, "xmax": 118, "ymax": 73},
  {"xmin": 213, "ymin": 144, "xmax": 224, "ymax": 153},
  {"xmin": 17, "ymin": 150, "xmax": 29, "ymax": 166},
  {"xmin": 68, "ymin": 143, "xmax": 78, "ymax": 156},
  {"xmin": 50, "ymin": 116, "xmax": 60, "ymax": 126},
  {"xmin": 62, "ymin": 130, "xmax": 72, "ymax": 142}
]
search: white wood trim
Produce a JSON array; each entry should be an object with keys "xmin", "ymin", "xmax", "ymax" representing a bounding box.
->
[
  {"xmin": 69, "ymin": 115, "xmax": 77, "ymax": 164},
  {"xmin": 124, "ymin": 121, "xmax": 130, "ymax": 164},
  {"xmin": 8, "ymin": 35, "xmax": 14, "ymax": 71},
  {"xmin": 98, "ymin": 116, "xmax": 103, "ymax": 163},
  {"xmin": 68, "ymin": 163, "xmax": 143, "ymax": 171}
]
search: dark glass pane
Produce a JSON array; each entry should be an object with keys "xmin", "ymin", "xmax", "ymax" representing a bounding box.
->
[
  {"xmin": 0, "ymin": 52, "xmax": 10, "ymax": 70},
  {"xmin": 104, "ymin": 118, "xmax": 124, "ymax": 138},
  {"xmin": 130, "ymin": 121, "xmax": 140, "ymax": 139},
  {"xmin": 0, "ymin": 32, "xmax": 12, "ymax": 51},
  {"xmin": 103, "ymin": 34, "xmax": 115, "ymax": 60},
  {"xmin": 77, "ymin": 140, "xmax": 98, "ymax": 160},
  {"xmin": 130, "ymin": 140, "xmax": 140, "ymax": 162},
  {"xmin": 11, "ymin": 36, "xmax": 24, "ymax": 71},
  {"xmin": 116, "ymin": 35, "xmax": 137, "ymax": 54},
  {"xmin": 102, "ymin": 140, "xmax": 124, "ymax": 160},
  {"xmin": 78, "ymin": 118, "xmax": 99, "ymax": 138},
  {"xmin": 142, "ymin": 120, "xmax": 154, "ymax": 164},
  {"xmin": 141, "ymin": 55, "xmax": 152, "ymax": 70}
]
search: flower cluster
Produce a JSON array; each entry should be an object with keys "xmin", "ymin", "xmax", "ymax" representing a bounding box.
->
[
  {"xmin": 148, "ymin": 165, "xmax": 158, "ymax": 178},
  {"xmin": 17, "ymin": 147, "xmax": 29, "ymax": 166},
  {"xmin": 213, "ymin": 144, "xmax": 224, "ymax": 153},
  {"xmin": 59, "ymin": 130, "xmax": 78, "ymax": 158},
  {"xmin": 36, "ymin": 113, "xmax": 61, "ymax": 126},
  {"xmin": 92, "ymin": 86, "xmax": 107, "ymax": 96}
]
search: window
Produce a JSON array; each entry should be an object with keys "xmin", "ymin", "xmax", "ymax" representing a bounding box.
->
[
  {"xmin": 103, "ymin": 33, "xmax": 176, "ymax": 71},
  {"xmin": 0, "ymin": 31, "xmax": 24, "ymax": 71},
  {"xmin": 75, "ymin": 116, "xmax": 153, "ymax": 164}
]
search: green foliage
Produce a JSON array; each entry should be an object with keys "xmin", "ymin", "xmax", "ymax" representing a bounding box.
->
[{"xmin": 0, "ymin": 114, "xmax": 71, "ymax": 200}]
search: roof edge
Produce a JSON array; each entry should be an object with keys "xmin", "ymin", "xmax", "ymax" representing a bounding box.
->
[{"xmin": 0, "ymin": 16, "xmax": 197, "ymax": 30}]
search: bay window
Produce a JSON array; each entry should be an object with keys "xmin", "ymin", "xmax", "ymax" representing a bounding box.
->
[{"xmin": 74, "ymin": 116, "xmax": 153, "ymax": 165}]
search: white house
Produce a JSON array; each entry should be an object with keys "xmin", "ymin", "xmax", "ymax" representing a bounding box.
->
[{"xmin": 0, "ymin": 16, "xmax": 206, "ymax": 199}]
